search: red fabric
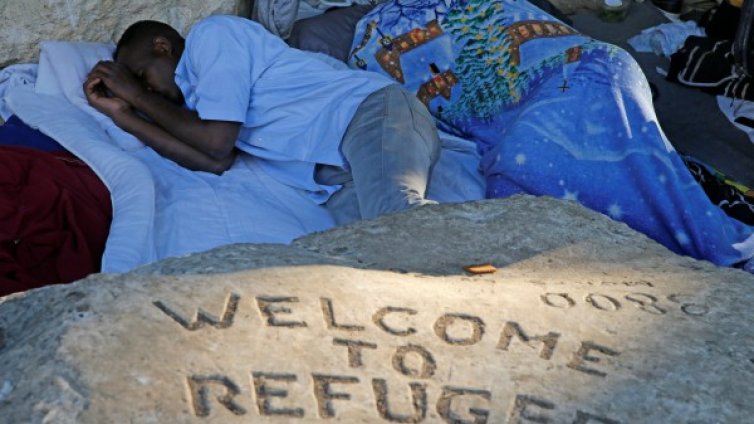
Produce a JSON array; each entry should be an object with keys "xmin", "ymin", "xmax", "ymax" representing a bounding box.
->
[{"xmin": 0, "ymin": 147, "xmax": 112, "ymax": 296}]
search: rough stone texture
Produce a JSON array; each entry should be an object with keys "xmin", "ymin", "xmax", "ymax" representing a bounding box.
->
[
  {"xmin": 1, "ymin": 196, "xmax": 753, "ymax": 423},
  {"xmin": 0, "ymin": 0, "xmax": 249, "ymax": 68}
]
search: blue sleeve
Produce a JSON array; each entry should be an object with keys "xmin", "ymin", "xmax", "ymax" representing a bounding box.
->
[{"xmin": 184, "ymin": 19, "xmax": 253, "ymax": 123}]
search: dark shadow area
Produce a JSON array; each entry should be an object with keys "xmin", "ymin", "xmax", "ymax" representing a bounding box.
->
[{"xmin": 570, "ymin": 1, "xmax": 754, "ymax": 187}]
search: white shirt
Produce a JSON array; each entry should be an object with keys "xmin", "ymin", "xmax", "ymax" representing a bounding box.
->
[{"xmin": 174, "ymin": 15, "xmax": 392, "ymax": 202}]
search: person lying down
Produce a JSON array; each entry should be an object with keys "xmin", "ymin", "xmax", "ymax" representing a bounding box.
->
[
  {"xmin": 84, "ymin": 16, "xmax": 440, "ymax": 227},
  {"xmin": 84, "ymin": 0, "xmax": 754, "ymax": 271},
  {"xmin": 345, "ymin": 0, "xmax": 754, "ymax": 270}
]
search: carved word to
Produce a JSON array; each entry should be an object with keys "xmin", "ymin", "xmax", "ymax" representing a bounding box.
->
[
  {"xmin": 186, "ymin": 372, "xmax": 620, "ymax": 423},
  {"xmin": 330, "ymin": 334, "xmax": 618, "ymax": 380}
]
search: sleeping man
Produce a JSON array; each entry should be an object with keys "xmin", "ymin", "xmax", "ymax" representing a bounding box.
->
[{"xmin": 83, "ymin": 16, "xmax": 440, "ymax": 225}]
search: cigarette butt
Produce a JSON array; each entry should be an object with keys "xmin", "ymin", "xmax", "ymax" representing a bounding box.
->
[{"xmin": 463, "ymin": 263, "xmax": 497, "ymax": 274}]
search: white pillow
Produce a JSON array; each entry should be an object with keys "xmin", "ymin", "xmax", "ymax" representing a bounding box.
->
[{"xmin": 35, "ymin": 41, "xmax": 146, "ymax": 151}]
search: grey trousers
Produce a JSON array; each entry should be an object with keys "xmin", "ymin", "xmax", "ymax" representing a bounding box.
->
[{"xmin": 316, "ymin": 84, "xmax": 441, "ymax": 226}]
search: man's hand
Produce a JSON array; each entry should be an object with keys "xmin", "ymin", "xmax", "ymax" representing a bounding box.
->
[
  {"xmin": 85, "ymin": 61, "xmax": 145, "ymax": 105},
  {"xmin": 83, "ymin": 75, "xmax": 132, "ymax": 119},
  {"xmin": 82, "ymin": 59, "xmax": 240, "ymax": 174}
]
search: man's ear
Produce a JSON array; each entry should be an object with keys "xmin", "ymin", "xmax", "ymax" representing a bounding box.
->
[{"xmin": 152, "ymin": 36, "xmax": 173, "ymax": 56}]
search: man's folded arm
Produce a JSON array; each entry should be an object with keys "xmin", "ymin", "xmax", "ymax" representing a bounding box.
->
[
  {"xmin": 113, "ymin": 110, "xmax": 236, "ymax": 174},
  {"xmin": 130, "ymin": 90, "xmax": 241, "ymax": 160}
]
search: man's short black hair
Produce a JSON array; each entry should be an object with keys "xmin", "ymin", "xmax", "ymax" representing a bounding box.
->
[{"xmin": 114, "ymin": 20, "xmax": 183, "ymax": 61}]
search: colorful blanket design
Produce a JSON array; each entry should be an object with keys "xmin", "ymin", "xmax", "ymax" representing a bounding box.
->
[{"xmin": 349, "ymin": 0, "xmax": 754, "ymax": 267}]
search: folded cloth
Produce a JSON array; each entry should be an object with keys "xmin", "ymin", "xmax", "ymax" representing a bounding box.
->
[
  {"xmin": 667, "ymin": 36, "xmax": 754, "ymax": 100},
  {"xmin": 252, "ymin": 0, "xmax": 301, "ymax": 38},
  {"xmin": 0, "ymin": 146, "xmax": 112, "ymax": 296},
  {"xmin": 0, "ymin": 64, "xmax": 37, "ymax": 121},
  {"xmin": 628, "ymin": 21, "xmax": 705, "ymax": 57},
  {"xmin": 0, "ymin": 115, "xmax": 65, "ymax": 152}
]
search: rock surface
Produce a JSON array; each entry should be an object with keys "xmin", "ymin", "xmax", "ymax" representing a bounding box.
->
[
  {"xmin": 1, "ymin": 196, "xmax": 753, "ymax": 423},
  {"xmin": 0, "ymin": 0, "xmax": 248, "ymax": 68}
]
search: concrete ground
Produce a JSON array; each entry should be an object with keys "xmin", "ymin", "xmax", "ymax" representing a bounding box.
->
[{"xmin": 570, "ymin": 0, "xmax": 754, "ymax": 187}]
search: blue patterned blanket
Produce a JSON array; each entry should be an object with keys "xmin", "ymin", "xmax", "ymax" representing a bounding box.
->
[{"xmin": 348, "ymin": 0, "xmax": 754, "ymax": 267}]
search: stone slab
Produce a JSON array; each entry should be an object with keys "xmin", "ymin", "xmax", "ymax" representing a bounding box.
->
[
  {"xmin": 0, "ymin": 0, "xmax": 248, "ymax": 68},
  {"xmin": 1, "ymin": 196, "xmax": 753, "ymax": 423}
]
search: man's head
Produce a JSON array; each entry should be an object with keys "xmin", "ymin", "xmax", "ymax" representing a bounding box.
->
[{"xmin": 114, "ymin": 20, "xmax": 185, "ymax": 104}]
